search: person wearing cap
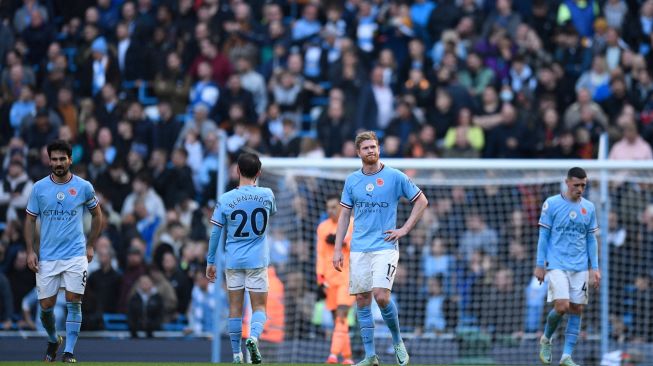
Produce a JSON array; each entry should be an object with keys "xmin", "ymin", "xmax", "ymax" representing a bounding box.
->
[{"xmin": 79, "ymin": 36, "xmax": 120, "ymax": 97}]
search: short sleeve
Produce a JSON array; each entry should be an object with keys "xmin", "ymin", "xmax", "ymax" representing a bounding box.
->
[
  {"xmin": 26, "ymin": 186, "xmax": 39, "ymax": 217},
  {"xmin": 340, "ymin": 178, "xmax": 353, "ymax": 209},
  {"xmin": 538, "ymin": 199, "xmax": 552, "ymax": 229},
  {"xmin": 397, "ymin": 171, "xmax": 422, "ymax": 202},
  {"xmin": 269, "ymin": 190, "xmax": 277, "ymax": 216},
  {"xmin": 210, "ymin": 201, "xmax": 225, "ymax": 227},
  {"xmin": 84, "ymin": 181, "xmax": 99, "ymax": 210}
]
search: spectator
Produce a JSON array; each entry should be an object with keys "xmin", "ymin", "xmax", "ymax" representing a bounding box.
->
[
  {"xmin": 0, "ymin": 159, "xmax": 33, "ymax": 230},
  {"xmin": 0, "ymin": 272, "xmax": 13, "ymax": 329},
  {"xmin": 6, "ymin": 250, "xmax": 35, "ymax": 321},
  {"xmin": 121, "ymin": 172, "xmax": 165, "ymax": 224},
  {"xmin": 78, "ymin": 36, "xmax": 120, "ymax": 97},
  {"xmin": 424, "ymin": 275, "xmax": 456, "ymax": 333},
  {"xmin": 442, "ymin": 107, "xmax": 484, "ymax": 158},
  {"xmin": 86, "ymin": 244, "xmax": 121, "ymax": 314},
  {"xmin": 118, "ymin": 245, "xmax": 147, "ymax": 313},
  {"xmin": 609, "ymin": 119, "xmax": 653, "ymax": 160},
  {"xmin": 153, "ymin": 52, "xmax": 191, "ymax": 116},
  {"xmin": 458, "ymin": 210, "xmax": 499, "ymax": 261},
  {"xmin": 13, "ymin": 0, "xmax": 49, "ymax": 33},
  {"xmin": 236, "ymin": 56, "xmax": 267, "ymax": 117},
  {"xmin": 161, "ymin": 252, "xmax": 192, "ymax": 317},
  {"xmin": 158, "ymin": 147, "xmax": 196, "ymax": 209},
  {"xmin": 128, "ymin": 274, "xmax": 164, "ymax": 338},
  {"xmin": 317, "ymin": 100, "xmax": 353, "ymax": 158},
  {"xmin": 188, "ymin": 61, "xmax": 220, "ymax": 111}
]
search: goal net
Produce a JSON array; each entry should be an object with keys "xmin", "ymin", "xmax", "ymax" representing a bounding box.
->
[{"xmin": 245, "ymin": 158, "xmax": 652, "ymax": 365}]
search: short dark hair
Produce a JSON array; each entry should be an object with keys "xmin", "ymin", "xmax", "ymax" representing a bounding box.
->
[
  {"xmin": 237, "ymin": 152, "xmax": 262, "ymax": 178},
  {"xmin": 567, "ymin": 167, "xmax": 587, "ymax": 179},
  {"xmin": 47, "ymin": 140, "xmax": 72, "ymax": 158},
  {"xmin": 326, "ymin": 194, "xmax": 340, "ymax": 203}
]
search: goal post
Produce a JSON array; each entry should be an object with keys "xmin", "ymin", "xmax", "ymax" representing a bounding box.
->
[{"xmin": 216, "ymin": 157, "xmax": 653, "ymax": 364}]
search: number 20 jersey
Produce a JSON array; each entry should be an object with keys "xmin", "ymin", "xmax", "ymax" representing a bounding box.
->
[{"xmin": 211, "ymin": 185, "xmax": 277, "ymax": 269}]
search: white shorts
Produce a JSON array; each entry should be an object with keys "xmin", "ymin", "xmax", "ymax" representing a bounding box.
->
[
  {"xmin": 349, "ymin": 249, "xmax": 399, "ymax": 294},
  {"xmin": 36, "ymin": 256, "xmax": 88, "ymax": 299},
  {"xmin": 225, "ymin": 267, "xmax": 268, "ymax": 292},
  {"xmin": 546, "ymin": 269, "xmax": 589, "ymax": 305}
]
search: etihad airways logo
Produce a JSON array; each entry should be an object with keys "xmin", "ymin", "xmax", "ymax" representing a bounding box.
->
[
  {"xmin": 355, "ymin": 201, "xmax": 389, "ymax": 208},
  {"xmin": 42, "ymin": 202, "xmax": 77, "ymax": 220}
]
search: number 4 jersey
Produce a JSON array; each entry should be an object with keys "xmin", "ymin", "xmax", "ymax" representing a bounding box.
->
[{"xmin": 210, "ymin": 185, "xmax": 277, "ymax": 269}]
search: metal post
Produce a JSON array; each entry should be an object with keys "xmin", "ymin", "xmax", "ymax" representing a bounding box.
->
[
  {"xmin": 212, "ymin": 129, "xmax": 228, "ymax": 363},
  {"xmin": 597, "ymin": 132, "xmax": 610, "ymax": 358}
]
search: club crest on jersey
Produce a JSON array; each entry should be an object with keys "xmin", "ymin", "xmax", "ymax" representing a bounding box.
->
[
  {"xmin": 581, "ymin": 207, "xmax": 587, "ymax": 215},
  {"xmin": 542, "ymin": 201, "xmax": 548, "ymax": 211},
  {"xmin": 366, "ymin": 183, "xmax": 374, "ymax": 192},
  {"xmin": 68, "ymin": 188, "xmax": 77, "ymax": 196},
  {"xmin": 569, "ymin": 211, "xmax": 577, "ymax": 219},
  {"xmin": 56, "ymin": 192, "xmax": 65, "ymax": 201},
  {"xmin": 376, "ymin": 178, "xmax": 384, "ymax": 187}
]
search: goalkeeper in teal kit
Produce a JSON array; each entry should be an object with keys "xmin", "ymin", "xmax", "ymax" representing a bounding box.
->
[
  {"xmin": 534, "ymin": 167, "xmax": 601, "ymax": 366},
  {"xmin": 333, "ymin": 131, "xmax": 429, "ymax": 366}
]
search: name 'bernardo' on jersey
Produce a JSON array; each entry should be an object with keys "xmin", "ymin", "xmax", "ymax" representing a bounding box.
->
[{"xmin": 227, "ymin": 194, "xmax": 273, "ymax": 209}]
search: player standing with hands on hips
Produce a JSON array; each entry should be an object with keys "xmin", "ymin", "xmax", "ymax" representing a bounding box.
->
[
  {"xmin": 334, "ymin": 131, "xmax": 429, "ymax": 366},
  {"xmin": 25, "ymin": 140, "xmax": 103, "ymax": 363},
  {"xmin": 535, "ymin": 167, "xmax": 601, "ymax": 366},
  {"xmin": 206, "ymin": 153, "xmax": 276, "ymax": 364}
]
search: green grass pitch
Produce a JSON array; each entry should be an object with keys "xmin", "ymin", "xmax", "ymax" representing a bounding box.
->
[{"xmin": 0, "ymin": 363, "xmax": 458, "ymax": 366}]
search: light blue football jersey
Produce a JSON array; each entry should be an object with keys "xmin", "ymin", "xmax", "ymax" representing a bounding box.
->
[
  {"xmin": 210, "ymin": 185, "xmax": 276, "ymax": 269},
  {"xmin": 537, "ymin": 194, "xmax": 599, "ymax": 272},
  {"xmin": 340, "ymin": 164, "xmax": 422, "ymax": 252},
  {"xmin": 26, "ymin": 174, "xmax": 99, "ymax": 261}
]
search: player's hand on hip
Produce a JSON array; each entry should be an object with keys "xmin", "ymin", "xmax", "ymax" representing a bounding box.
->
[
  {"xmin": 206, "ymin": 265, "xmax": 217, "ymax": 282},
  {"xmin": 384, "ymin": 227, "xmax": 407, "ymax": 242},
  {"xmin": 333, "ymin": 251, "xmax": 344, "ymax": 272},
  {"xmin": 27, "ymin": 251, "xmax": 39, "ymax": 273},
  {"xmin": 534, "ymin": 267, "xmax": 546, "ymax": 284},
  {"xmin": 590, "ymin": 269, "xmax": 601, "ymax": 289},
  {"xmin": 86, "ymin": 246, "xmax": 94, "ymax": 263}
]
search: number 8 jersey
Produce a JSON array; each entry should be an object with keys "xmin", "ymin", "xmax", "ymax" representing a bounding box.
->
[{"xmin": 210, "ymin": 185, "xmax": 277, "ymax": 269}]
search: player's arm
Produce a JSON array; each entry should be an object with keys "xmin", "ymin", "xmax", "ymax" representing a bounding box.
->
[
  {"xmin": 534, "ymin": 226, "xmax": 550, "ymax": 284},
  {"xmin": 24, "ymin": 212, "xmax": 38, "ymax": 273},
  {"xmin": 205, "ymin": 223, "xmax": 223, "ymax": 282},
  {"xmin": 587, "ymin": 207, "xmax": 600, "ymax": 289},
  {"xmin": 86, "ymin": 205, "xmax": 103, "ymax": 262},
  {"xmin": 333, "ymin": 206, "xmax": 352, "ymax": 272},
  {"xmin": 385, "ymin": 192, "xmax": 428, "ymax": 242}
]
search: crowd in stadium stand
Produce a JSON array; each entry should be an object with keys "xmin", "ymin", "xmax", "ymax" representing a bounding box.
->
[{"xmin": 0, "ymin": 0, "xmax": 653, "ymax": 344}]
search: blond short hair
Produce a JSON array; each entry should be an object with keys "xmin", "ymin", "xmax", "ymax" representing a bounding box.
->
[{"xmin": 354, "ymin": 131, "xmax": 379, "ymax": 150}]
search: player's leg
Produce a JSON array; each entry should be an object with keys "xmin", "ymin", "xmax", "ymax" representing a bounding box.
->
[
  {"xmin": 350, "ymin": 252, "xmax": 378, "ymax": 366},
  {"xmin": 245, "ymin": 267, "xmax": 268, "ymax": 364},
  {"xmin": 540, "ymin": 270, "xmax": 570, "ymax": 365},
  {"xmin": 37, "ymin": 261, "xmax": 63, "ymax": 362},
  {"xmin": 325, "ymin": 286, "xmax": 340, "ymax": 363},
  {"xmin": 335, "ymin": 305, "xmax": 354, "ymax": 365},
  {"xmin": 226, "ymin": 269, "xmax": 246, "ymax": 363},
  {"xmin": 61, "ymin": 256, "xmax": 88, "ymax": 363},
  {"xmin": 371, "ymin": 249, "xmax": 408, "ymax": 366},
  {"xmin": 560, "ymin": 271, "xmax": 588, "ymax": 366}
]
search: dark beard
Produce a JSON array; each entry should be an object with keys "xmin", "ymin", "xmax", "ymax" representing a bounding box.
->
[{"xmin": 52, "ymin": 167, "xmax": 69, "ymax": 177}]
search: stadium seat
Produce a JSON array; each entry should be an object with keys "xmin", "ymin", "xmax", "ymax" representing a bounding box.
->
[
  {"xmin": 103, "ymin": 313, "xmax": 129, "ymax": 331},
  {"xmin": 161, "ymin": 314, "xmax": 188, "ymax": 331}
]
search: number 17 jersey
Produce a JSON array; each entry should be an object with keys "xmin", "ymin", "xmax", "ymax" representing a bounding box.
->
[{"xmin": 211, "ymin": 185, "xmax": 277, "ymax": 269}]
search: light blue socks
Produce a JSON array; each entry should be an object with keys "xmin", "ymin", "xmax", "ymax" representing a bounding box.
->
[
  {"xmin": 380, "ymin": 300, "xmax": 402, "ymax": 345},
  {"xmin": 357, "ymin": 305, "xmax": 376, "ymax": 358},
  {"xmin": 64, "ymin": 302, "xmax": 82, "ymax": 353},
  {"xmin": 228, "ymin": 318, "xmax": 242, "ymax": 354},
  {"xmin": 250, "ymin": 311, "xmax": 266, "ymax": 340}
]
